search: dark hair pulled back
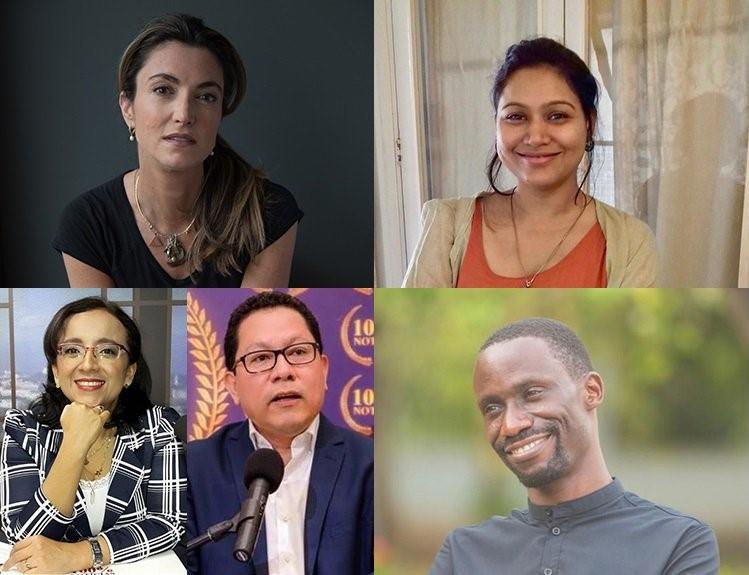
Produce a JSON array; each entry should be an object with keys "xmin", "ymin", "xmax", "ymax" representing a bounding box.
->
[{"xmin": 487, "ymin": 37, "xmax": 599, "ymax": 201}]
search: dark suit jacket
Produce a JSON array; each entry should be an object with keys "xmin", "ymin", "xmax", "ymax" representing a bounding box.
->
[{"xmin": 186, "ymin": 414, "xmax": 373, "ymax": 575}]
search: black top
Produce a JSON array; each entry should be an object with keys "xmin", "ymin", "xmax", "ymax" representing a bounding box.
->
[
  {"xmin": 429, "ymin": 478, "xmax": 719, "ymax": 575},
  {"xmin": 53, "ymin": 172, "xmax": 302, "ymax": 287}
]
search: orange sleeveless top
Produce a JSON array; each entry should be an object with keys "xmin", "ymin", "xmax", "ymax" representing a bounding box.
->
[{"xmin": 457, "ymin": 199, "xmax": 607, "ymax": 287}]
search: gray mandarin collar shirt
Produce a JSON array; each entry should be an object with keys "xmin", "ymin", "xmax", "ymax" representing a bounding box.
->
[{"xmin": 429, "ymin": 478, "xmax": 719, "ymax": 575}]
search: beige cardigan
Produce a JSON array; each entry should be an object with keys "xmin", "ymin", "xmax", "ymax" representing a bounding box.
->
[{"xmin": 402, "ymin": 192, "xmax": 657, "ymax": 287}]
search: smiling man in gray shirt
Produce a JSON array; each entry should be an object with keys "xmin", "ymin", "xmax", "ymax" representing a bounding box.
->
[{"xmin": 429, "ymin": 318, "xmax": 719, "ymax": 575}]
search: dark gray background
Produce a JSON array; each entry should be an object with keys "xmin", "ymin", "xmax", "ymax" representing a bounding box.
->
[{"xmin": 0, "ymin": 1, "xmax": 373, "ymax": 287}]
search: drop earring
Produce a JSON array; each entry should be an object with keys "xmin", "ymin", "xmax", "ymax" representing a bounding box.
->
[
  {"xmin": 585, "ymin": 139, "xmax": 594, "ymax": 152},
  {"xmin": 129, "ymin": 126, "xmax": 135, "ymax": 142}
]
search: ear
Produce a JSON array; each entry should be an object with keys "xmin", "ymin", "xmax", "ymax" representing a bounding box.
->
[
  {"xmin": 224, "ymin": 370, "xmax": 239, "ymax": 404},
  {"xmin": 51, "ymin": 364, "xmax": 59, "ymax": 388},
  {"xmin": 125, "ymin": 362, "xmax": 137, "ymax": 388},
  {"xmin": 320, "ymin": 353, "xmax": 330, "ymax": 390},
  {"xmin": 119, "ymin": 91, "xmax": 134, "ymax": 128},
  {"xmin": 586, "ymin": 111, "xmax": 598, "ymax": 141},
  {"xmin": 582, "ymin": 372, "xmax": 604, "ymax": 410}
]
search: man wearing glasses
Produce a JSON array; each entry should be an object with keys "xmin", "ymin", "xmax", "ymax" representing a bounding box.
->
[{"xmin": 186, "ymin": 292, "xmax": 373, "ymax": 575}]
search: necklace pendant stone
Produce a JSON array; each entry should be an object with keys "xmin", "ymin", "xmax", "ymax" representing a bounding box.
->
[
  {"xmin": 164, "ymin": 234, "xmax": 187, "ymax": 267},
  {"xmin": 149, "ymin": 234, "xmax": 164, "ymax": 248},
  {"xmin": 525, "ymin": 279, "xmax": 533, "ymax": 288}
]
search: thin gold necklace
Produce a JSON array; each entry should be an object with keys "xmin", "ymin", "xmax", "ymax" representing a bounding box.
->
[
  {"xmin": 510, "ymin": 190, "xmax": 588, "ymax": 288},
  {"xmin": 134, "ymin": 169, "xmax": 198, "ymax": 267},
  {"xmin": 83, "ymin": 432, "xmax": 115, "ymax": 479}
]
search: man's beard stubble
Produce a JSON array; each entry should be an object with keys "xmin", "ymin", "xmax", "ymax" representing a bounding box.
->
[{"xmin": 495, "ymin": 423, "xmax": 571, "ymax": 488}]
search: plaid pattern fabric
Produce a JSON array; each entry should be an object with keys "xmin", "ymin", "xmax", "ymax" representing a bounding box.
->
[{"xmin": 0, "ymin": 406, "xmax": 186, "ymax": 564}]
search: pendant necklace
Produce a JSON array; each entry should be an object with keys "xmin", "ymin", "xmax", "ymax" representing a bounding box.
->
[
  {"xmin": 510, "ymin": 189, "xmax": 588, "ymax": 288},
  {"xmin": 134, "ymin": 169, "xmax": 199, "ymax": 267},
  {"xmin": 84, "ymin": 432, "xmax": 114, "ymax": 480}
]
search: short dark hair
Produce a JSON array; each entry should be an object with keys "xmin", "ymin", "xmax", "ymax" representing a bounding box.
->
[
  {"xmin": 486, "ymin": 37, "xmax": 599, "ymax": 199},
  {"xmin": 30, "ymin": 297, "xmax": 153, "ymax": 432},
  {"xmin": 224, "ymin": 292, "xmax": 323, "ymax": 371},
  {"xmin": 480, "ymin": 317, "xmax": 593, "ymax": 379}
]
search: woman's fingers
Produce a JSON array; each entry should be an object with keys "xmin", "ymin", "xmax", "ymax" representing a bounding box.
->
[{"xmin": 2, "ymin": 537, "xmax": 33, "ymax": 572}]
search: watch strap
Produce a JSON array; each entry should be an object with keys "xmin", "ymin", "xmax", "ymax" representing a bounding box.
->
[{"xmin": 88, "ymin": 537, "xmax": 104, "ymax": 568}]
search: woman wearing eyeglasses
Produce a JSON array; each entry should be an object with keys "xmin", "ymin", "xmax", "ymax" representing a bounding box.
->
[{"xmin": 0, "ymin": 297, "xmax": 185, "ymax": 574}]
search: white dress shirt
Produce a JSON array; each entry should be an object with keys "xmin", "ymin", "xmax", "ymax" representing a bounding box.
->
[{"xmin": 249, "ymin": 415, "xmax": 319, "ymax": 575}]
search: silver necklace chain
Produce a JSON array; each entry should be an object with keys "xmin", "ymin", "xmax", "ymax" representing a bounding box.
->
[{"xmin": 134, "ymin": 169, "xmax": 199, "ymax": 267}]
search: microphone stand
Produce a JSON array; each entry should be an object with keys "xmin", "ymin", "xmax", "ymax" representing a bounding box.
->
[
  {"xmin": 184, "ymin": 513, "xmax": 259, "ymax": 572},
  {"xmin": 185, "ymin": 514, "xmax": 238, "ymax": 551}
]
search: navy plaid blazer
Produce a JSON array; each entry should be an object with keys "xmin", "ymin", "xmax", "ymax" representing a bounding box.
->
[{"xmin": 0, "ymin": 405, "xmax": 186, "ymax": 563}]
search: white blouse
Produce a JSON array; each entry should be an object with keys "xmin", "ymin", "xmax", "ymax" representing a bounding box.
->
[{"xmin": 80, "ymin": 472, "xmax": 110, "ymax": 536}]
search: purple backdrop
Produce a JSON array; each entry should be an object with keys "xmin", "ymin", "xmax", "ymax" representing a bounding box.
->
[{"xmin": 186, "ymin": 288, "xmax": 373, "ymax": 440}]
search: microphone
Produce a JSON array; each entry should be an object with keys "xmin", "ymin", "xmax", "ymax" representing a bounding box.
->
[{"xmin": 233, "ymin": 448, "xmax": 285, "ymax": 563}]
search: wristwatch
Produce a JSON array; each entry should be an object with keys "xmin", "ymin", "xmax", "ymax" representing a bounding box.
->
[{"xmin": 88, "ymin": 537, "xmax": 104, "ymax": 568}]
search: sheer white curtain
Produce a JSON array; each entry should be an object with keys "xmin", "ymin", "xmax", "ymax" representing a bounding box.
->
[
  {"xmin": 610, "ymin": 0, "xmax": 749, "ymax": 286},
  {"xmin": 421, "ymin": 0, "xmax": 537, "ymax": 199}
]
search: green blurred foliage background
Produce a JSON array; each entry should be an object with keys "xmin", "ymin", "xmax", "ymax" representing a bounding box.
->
[{"xmin": 375, "ymin": 289, "xmax": 749, "ymax": 574}]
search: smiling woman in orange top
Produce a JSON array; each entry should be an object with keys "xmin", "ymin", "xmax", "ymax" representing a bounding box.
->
[{"xmin": 403, "ymin": 37, "xmax": 656, "ymax": 288}]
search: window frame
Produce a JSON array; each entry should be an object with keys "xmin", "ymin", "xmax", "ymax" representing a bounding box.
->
[
  {"xmin": 0, "ymin": 288, "xmax": 186, "ymax": 422},
  {"xmin": 376, "ymin": 0, "xmax": 593, "ymax": 286}
]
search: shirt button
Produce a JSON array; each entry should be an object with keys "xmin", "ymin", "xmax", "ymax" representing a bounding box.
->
[
  {"xmin": 281, "ymin": 514, "xmax": 289, "ymax": 522},
  {"xmin": 283, "ymin": 554, "xmax": 291, "ymax": 564},
  {"xmin": 551, "ymin": 526, "xmax": 561, "ymax": 535},
  {"xmin": 544, "ymin": 569, "xmax": 553, "ymax": 575}
]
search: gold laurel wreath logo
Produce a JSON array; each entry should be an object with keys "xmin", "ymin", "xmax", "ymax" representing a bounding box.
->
[
  {"xmin": 187, "ymin": 292, "xmax": 230, "ymax": 440},
  {"xmin": 339, "ymin": 375, "xmax": 373, "ymax": 436},
  {"xmin": 340, "ymin": 305, "xmax": 373, "ymax": 367}
]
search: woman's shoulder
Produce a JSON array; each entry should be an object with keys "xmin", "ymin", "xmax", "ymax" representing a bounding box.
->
[
  {"xmin": 424, "ymin": 194, "xmax": 479, "ymax": 210},
  {"xmin": 420, "ymin": 194, "xmax": 481, "ymax": 224},
  {"xmin": 136, "ymin": 405, "xmax": 180, "ymax": 429},
  {"xmin": 260, "ymin": 179, "xmax": 304, "ymax": 246},
  {"xmin": 402, "ymin": 194, "xmax": 483, "ymax": 287},
  {"xmin": 594, "ymin": 199, "xmax": 654, "ymax": 241},
  {"xmin": 123, "ymin": 405, "xmax": 181, "ymax": 449},
  {"xmin": 262, "ymin": 178, "xmax": 295, "ymax": 201},
  {"xmin": 61, "ymin": 173, "xmax": 130, "ymax": 224},
  {"xmin": 53, "ymin": 173, "xmax": 131, "ymax": 266},
  {"xmin": 261, "ymin": 179, "xmax": 302, "ymax": 216},
  {"xmin": 2, "ymin": 408, "xmax": 35, "ymax": 432},
  {"xmin": 2, "ymin": 408, "xmax": 60, "ymax": 447},
  {"xmin": 594, "ymin": 199, "xmax": 657, "ymax": 287},
  {"xmin": 69, "ymin": 173, "xmax": 128, "ymax": 206}
]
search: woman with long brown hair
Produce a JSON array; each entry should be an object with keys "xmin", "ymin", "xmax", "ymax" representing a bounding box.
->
[{"xmin": 54, "ymin": 14, "xmax": 302, "ymax": 287}]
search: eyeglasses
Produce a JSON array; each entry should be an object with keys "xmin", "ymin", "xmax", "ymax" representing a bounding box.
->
[
  {"xmin": 57, "ymin": 342, "xmax": 130, "ymax": 361},
  {"xmin": 235, "ymin": 342, "xmax": 319, "ymax": 374}
]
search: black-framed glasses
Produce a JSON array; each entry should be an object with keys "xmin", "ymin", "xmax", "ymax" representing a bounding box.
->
[
  {"xmin": 57, "ymin": 342, "xmax": 130, "ymax": 361},
  {"xmin": 235, "ymin": 342, "xmax": 319, "ymax": 374}
]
